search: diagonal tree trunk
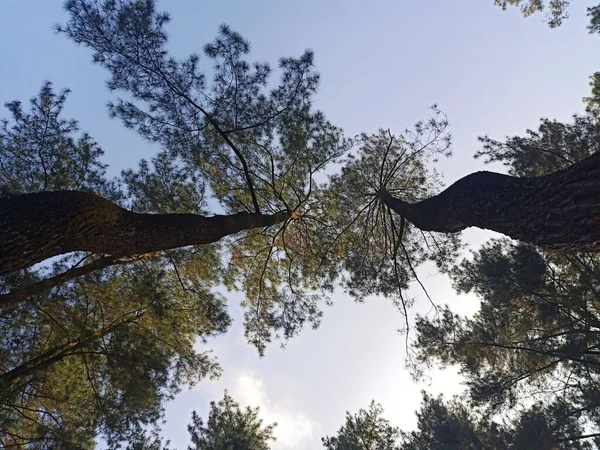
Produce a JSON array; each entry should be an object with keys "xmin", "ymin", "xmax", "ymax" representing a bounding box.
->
[
  {"xmin": 380, "ymin": 151, "xmax": 600, "ymax": 251},
  {"xmin": 0, "ymin": 190, "xmax": 291, "ymax": 275}
]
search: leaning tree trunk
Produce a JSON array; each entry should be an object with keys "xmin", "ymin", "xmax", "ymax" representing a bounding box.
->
[
  {"xmin": 381, "ymin": 151, "xmax": 600, "ymax": 251},
  {"xmin": 0, "ymin": 190, "xmax": 291, "ymax": 275}
]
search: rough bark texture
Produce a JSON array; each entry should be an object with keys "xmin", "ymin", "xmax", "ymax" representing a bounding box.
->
[
  {"xmin": 0, "ymin": 191, "xmax": 291, "ymax": 275},
  {"xmin": 381, "ymin": 151, "xmax": 600, "ymax": 251}
]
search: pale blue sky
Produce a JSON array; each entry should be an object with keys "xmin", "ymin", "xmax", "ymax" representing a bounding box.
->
[{"xmin": 1, "ymin": 1, "xmax": 599, "ymax": 449}]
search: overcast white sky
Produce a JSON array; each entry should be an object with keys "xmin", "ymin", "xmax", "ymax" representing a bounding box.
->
[{"xmin": 2, "ymin": 1, "xmax": 600, "ymax": 448}]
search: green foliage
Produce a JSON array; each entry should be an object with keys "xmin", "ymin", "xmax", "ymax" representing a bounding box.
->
[
  {"xmin": 509, "ymin": 401, "xmax": 597, "ymax": 450},
  {"xmin": 476, "ymin": 115, "xmax": 599, "ymax": 177},
  {"xmin": 0, "ymin": 83, "xmax": 232, "ymax": 448},
  {"xmin": 580, "ymin": 6, "xmax": 600, "ymax": 117},
  {"xmin": 57, "ymin": 0, "xmax": 350, "ymax": 353},
  {"xmin": 57, "ymin": 0, "xmax": 344, "ymax": 216},
  {"xmin": 322, "ymin": 401, "xmax": 401, "ymax": 450},
  {"xmin": 122, "ymin": 150, "xmax": 207, "ymax": 215},
  {"xmin": 326, "ymin": 395, "xmax": 599, "ymax": 449},
  {"xmin": 0, "ymin": 82, "xmax": 117, "ymax": 198},
  {"xmin": 400, "ymin": 393, "xmax": 596, "ymax": 450},
  {"xmin": 0, "ymin": 256, "xmax": 228, "ymax": 448},
  {"xmin": 400, "ymin": 393, "xmax": 508, "ymax": 450},
  {"xmin": 412, "ymin": 240, "xmax": 600, "ymax": 441},
  {"xmin": 54, "ymin": 0, "xmax": 463, "ymax": 352},
  {"xmin": 584, "ymin": 72, "xmax": 600, "ymax": 118},
  {"xmin": 9, "ymin": 2, "xmax": 600, "ymax": 448},
  {"xmin": 407, "ymin": 112, "xmax": 600, "ymax": 449},
  {"xmin": 493, "ymin": 0, "xmax": 572, "ymax": 27},
  {"xmin": 187, "ymin": 392, "xmax": 276, "ymax": 450},
  {"xmin": 588, "ymin": 4, "xmax": 600, "ymax": 33},
  {"xmin": 318, "ymin": 114, "xmax": 461, "ymax": 328}
]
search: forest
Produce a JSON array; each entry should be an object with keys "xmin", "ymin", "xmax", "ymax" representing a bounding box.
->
[{"xmin": 2, "ymin": 0, "xmax": 600, "ymax": 448}]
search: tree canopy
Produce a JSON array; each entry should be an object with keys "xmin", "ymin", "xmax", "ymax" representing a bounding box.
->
[
  {"xmin": 493, "ymin": 0, "xmax": 572, "ymax": 27},
  {"xmin": 411, "ymin": 239, "xmax": 600, "ymax": 447},
  {"xmin": 4, "ymin": 0, "xmax": 465, "ymax": 352},
  {"xmin": 0, "ymin": 84, "xmax": 229, "ymax": 448},
  {"xmin": 408, "ymin": 117, "xmax": 600, "ymax": 448},
  {"xmin": 4, "ymin": 0, "xmax": 600, "ymax": 448},
  {"xmin": 187, "ymin": 392, "xmax": 276, "ymax": 450},
  {"xmin": 322, "ymin": 401, "xmax": 401, "ymax": 450}
]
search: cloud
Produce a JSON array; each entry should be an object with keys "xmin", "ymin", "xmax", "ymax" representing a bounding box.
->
[
  {"xmin": 233, "ymin": 373, "xmax": 266, "ymax": 406},
  {"xmin": 232, "ymin": 373, "xmax": 315, "ymax": 449}
]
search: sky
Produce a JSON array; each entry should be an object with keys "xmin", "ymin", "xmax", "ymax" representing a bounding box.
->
[{"xmin": 1, "ymin": 1, "xmax": 599, "ymax": 449}]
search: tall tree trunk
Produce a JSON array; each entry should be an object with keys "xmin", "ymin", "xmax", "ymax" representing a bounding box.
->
[
  {"xmin": 381, "ymin": 151, "xmax": 600, "ymax": 251},
  {"xmin": 0, "ymin": 191, "xmax": 291, "ymax": 274}
]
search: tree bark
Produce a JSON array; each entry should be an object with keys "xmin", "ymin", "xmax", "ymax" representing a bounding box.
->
[
  {"xmin": 0, "ymin": 191, "xmax": 291, "ymax": 275},
  {"xmin": 381, "ymin": 151, "xmax": 600, "ymax": 251}
]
